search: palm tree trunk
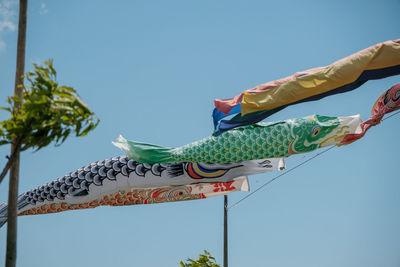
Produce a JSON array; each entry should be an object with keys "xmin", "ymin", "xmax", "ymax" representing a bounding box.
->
[{"xmin": 5, "ymin": 1, "xmax": 27, "ymax": 266}]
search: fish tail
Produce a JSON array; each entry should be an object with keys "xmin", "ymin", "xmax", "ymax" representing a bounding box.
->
[
  {"xmin": 0, "ymin": 217, "xmax": 6, "ymax": 228},
  {"xmin": 0, "ymin": 202, "xmax": 8, "ymax": 228},
  {"xmin": 113, "ymin": 135, "xmax": 177, "ymax": 163},
  {"xmin": 0, "ymin": 194, "xmax": 30, "ymax": 228}
]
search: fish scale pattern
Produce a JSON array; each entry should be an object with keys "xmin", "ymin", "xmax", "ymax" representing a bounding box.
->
[
  {"xmin": 2, "ymin": 157, "xmax": 168, "ymax": 214},
  {"xmin": 173, "ymin": 121, "xmax": 294, "ymax": 163},
  {"xmin": 166, "ymin": 115, "xmax": 340, "ymax": 163}
]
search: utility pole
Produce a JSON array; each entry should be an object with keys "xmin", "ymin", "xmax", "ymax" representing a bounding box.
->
[
  {"xmin": 6, "ymin": 1, "xmax": 27, "ymax": 267},
  {"xmin": 224, "ymin": 195, "xmax": 228, "ymax": 267}
]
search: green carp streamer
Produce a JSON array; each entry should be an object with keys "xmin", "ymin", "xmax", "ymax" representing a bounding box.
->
[{"xmin": 114, "ymin": 115, "xmax": 351, "ymax": 163}]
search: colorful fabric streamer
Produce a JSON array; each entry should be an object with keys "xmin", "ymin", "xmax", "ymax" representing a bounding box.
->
[
  {"xmin": 213, "ymin": 39, "xmax": 400, "ymax": 134},
  {"xmin": 340, "ymin": 83, "xmax": 400, "ymax": 145},
  {"xmin": 0, "ymin": 157, "xmax": 284, "ymax": 227},
  {"xmin": 114, "ymin": 115, "xmax": 362, "ymax": 163}
]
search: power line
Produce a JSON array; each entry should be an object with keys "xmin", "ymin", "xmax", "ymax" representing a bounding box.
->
[{"xmin": 228, "ymin": 110, "xmax": 400, "ymax": 210}]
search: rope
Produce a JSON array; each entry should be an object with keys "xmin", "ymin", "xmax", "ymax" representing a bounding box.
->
[{"xmin": 228, "ymin": 110, "xmax": 400, "ymax": 210}]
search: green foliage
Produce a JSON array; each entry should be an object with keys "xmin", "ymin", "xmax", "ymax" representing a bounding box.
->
[
  {"xmin": 179, "ymin": 250, "xmax": 220, "ymax": 267},
  {"xmin": 0, "ymin": 60, "xmax": 99, "ymax": 151}
]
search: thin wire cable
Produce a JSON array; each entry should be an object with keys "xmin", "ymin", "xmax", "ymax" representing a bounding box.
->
[
  {"xmin": 382, "ymin": 110, "xmax": 400, "ymax": 121},
  {"xmin": 228, "ymin": 110, "xmax": 400, "ymax": 210},
  {"xmin": 228, "ymin": 146, "xmax": 335, "ymax": 210}
]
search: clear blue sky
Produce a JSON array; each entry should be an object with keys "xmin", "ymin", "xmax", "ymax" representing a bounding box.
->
[{"xmin": 0, "ymin": 1, "xmax": 399, "ymax": 266}]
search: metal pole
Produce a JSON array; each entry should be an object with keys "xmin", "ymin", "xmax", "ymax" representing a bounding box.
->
[{"xmin": 224, "ymin": 195, "xmax": 228, "ymax": 267}]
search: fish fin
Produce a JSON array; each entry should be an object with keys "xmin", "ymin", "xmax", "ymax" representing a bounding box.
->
[
  {"xmin": 17, "ymin": 194, "xmax": 30, "ymax": 211},
  {"xmin": 70, "ymin": 189, "xmax": 89, "ymax": 197},
  {"xmin": 167, "ymin": 163, "xmax": 184, "ymax": 177},
  {"xmin": 113, "ymin": 135, "xmax": 176, "ymax": 163}
]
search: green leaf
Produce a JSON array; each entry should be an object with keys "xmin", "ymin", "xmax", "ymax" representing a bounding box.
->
[
  {"xmin": 0, "ymin": 60, "xmax": 100, "ymax": 152},
  {"xmin": 0, "ymin": 140, "xmax": 10, "ymax": 146},
  {"xmin": 0, "ymin": 107, "xmax": 12, "ymax": 112},
  {"xmin": 179, "ymin": 251, "xmax": 220, "ymax": 267}
]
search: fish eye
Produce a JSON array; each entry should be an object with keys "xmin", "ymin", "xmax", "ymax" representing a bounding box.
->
[{"xmin": 311, "ymin": 127, "xmax": 321, "ymax": 137}]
